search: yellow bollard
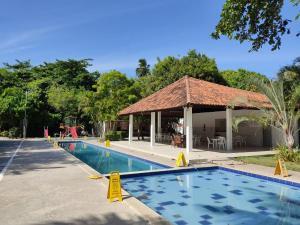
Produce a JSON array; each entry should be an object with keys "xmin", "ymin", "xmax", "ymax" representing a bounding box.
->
[
  {"xmin": 47, "ymin": 136, "xmax": 51, "ymax": 143},
  {"xmin": 105, "ymin": 140, "xmax": 110, "ymax": 147},
  {"xmin": 84, "ymin": 136, "xmax": 87, "ymax": 140}
]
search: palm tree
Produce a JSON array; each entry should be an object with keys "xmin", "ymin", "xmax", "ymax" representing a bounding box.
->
[
  {"xmin": 233, "ymin": 78, "xmax": 300, "ymax": 150},
  {"xmin": 136, "ymin": 59, "xmax": 150, "ymax": 78}
]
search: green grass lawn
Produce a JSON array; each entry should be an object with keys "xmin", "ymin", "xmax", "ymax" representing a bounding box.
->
[{"xmin": 233, "ymin": 155, "xmax": 300, "ymax": 172}]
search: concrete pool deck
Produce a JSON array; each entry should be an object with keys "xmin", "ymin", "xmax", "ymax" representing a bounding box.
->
[
  {"xmin": 108, "ymin": 140, "xmax": 276, "ymax": 162},
  {"xmin": 0, "ymin": 139, "xmax": 170, "ymax": 225}
]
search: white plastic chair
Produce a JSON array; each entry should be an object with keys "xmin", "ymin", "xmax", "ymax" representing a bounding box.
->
[
  {"xmin": 217, "ymin": 137, "xmax": 226, "ymax": 150},
  {"xmin": 207, "ymin": 137, "xmax": 214, "ymax": 149}
]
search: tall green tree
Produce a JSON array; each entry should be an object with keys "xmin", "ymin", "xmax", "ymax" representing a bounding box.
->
[
  {"xmin": 136, "ymin": 58, "xmax": 150, "ymax": 78},
  {"xmin": 83, "ymin": 70, "xmax": 140, "ymax": 132},
  {"xmin": 277, "ymin": 57, "xmax": 300, "ymax": 96},
  {"xmin": 138, "ymin": 50, "xmax": 225, "ymax": 97},
  {"xmin": 221, "ymin": 69, "xmax": 268, "ymax": 92},
  {"xmin": 212, "ymin": 0, "xmax": 300, "ymax": 51}
]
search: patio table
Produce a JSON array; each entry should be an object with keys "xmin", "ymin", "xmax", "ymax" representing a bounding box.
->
[{"xmin": 211, "ymin": 138, "xmax": 219, "ymax": 149}]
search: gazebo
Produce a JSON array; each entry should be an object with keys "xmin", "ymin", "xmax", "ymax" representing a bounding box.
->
[{"xmin": 119, "ymin": 76, "xmax": 270, "ymax": 161}]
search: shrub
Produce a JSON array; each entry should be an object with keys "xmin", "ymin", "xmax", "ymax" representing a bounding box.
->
[
  {"xmin": 275, "ymin": 145, "xmax": 300, "ymax": 162},
  {"xmin": 0, "ymin": 130, "xmax": 9, "ymax": 137},
  {"xmin": 8, "ymin": 127, "xmax": 21, "ymax": 138},
  {"xmin": 104, "ymin": 131, "xmax": 123, "ymax": 141}
]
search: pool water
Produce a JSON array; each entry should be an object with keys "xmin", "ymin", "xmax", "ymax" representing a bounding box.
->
[
  {"xmin": 60, "ymin": 142, "xmax": 167, "ymax": 174},
  {"xmin": 122, "ymin": 168, "xmax": 300, "ymax": 225}
]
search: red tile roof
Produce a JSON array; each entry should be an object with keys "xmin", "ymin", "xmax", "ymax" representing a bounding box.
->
[{"xmin": 119, "ymin": 76, "xmax": 270, "ymax": 115}]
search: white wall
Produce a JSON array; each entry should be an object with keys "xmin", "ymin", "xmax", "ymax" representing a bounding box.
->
[{"xmin": 192, "ymin": 110, "xmax": 263, "ymax": 147}]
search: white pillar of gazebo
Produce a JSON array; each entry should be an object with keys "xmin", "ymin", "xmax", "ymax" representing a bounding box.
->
[
  {"xmin": 128, "ymin": 114, "xmax": 133, "ymax": 143},
  {"xmin": 157, "ymin": 111, "xmax": 161, "ymax": 134},
  {"xmin": 150, "ymin": 112, "xmax": 156, "ymax": 147},
  {"xmin": 226, "ymin": 108, "xmax": 233, "ymax": 151},
  {"xmin": 183, "ymin": 107, "xmax": 187, "ymax": 134},
  {"xmin": 184, "ymin": 106, "xmax": 193, "ymax": 164}
]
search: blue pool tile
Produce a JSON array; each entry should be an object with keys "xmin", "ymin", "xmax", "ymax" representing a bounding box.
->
[
  {"xmin": 291, "ymin": 214, "xmax": 300, "ymax": 219},
  {"xmin": 248, "ymin": 198, "xmax": 263, "ymax": 204},
  {"xmin": 201, "ymin": 214, "xmax": 212, "ymax": 220},
  {"xmin": 178, "ymin": 202, "xmax": 188, "ymax": 206},
  {"xmin": 173, "ymin": 214, "xmax": 182, "ymax": 218},
  {"xmin": 159, "ymin": 201, "xmax": 175, "ymax": 206},
  {"xmin": 179, "ymin": 190, "xmax": 187, "ymax": 193},
  {"xmin": 138, "ymin": 184, "xmax": 148, "ymax": 189},
  {"xmin": 256, "ymin": 206, "xmax": 267, "ymax": 210},
  {"xmin": 192, "ymin": 185, "xmax": 200, "ymax": 188},
  {"xmin": 211, "ymin": 193, "xmax": 226, "ymax": 200},
  {"xmin": 175, "ymin": 220, "xmax": 188, "ymax": 225},
  {"xmin": 205, "ymin": 178, "xmax": 212, "ymax": 181},
  {"xmin": 182, "ymin": 195, "xmax": 191, "ymax": 198},
  {"xmin": 169, "ymin": 178, "xmax": 178, "ymax": 181},
  {"xmin": 229, "ymin": 189, "xmax": 243, "ymax": 195},
  {"xmin": 198, "ymin": 220, "xmax": 212, "ymax": 225},
  {"xmin": 203, "ymin": 205, "xmax": 219, "ymax": 212},
  {"xmin": 258, "ymin": 185, "xmax": 265, "ymax": 188},
  {"xmin": 222, "ymin": 183, "xmax": 230, "ymax": 187},
  {"xmin": 259, "ymin": 211, "xmax": 270, "ymax": 215},
  {"xmin": 157, "ymin": 191, "xmax": 165, "ymax": 194},
  {"xmin": 155, "ymin": 206, "xmax": 165, "ymax": 211}
]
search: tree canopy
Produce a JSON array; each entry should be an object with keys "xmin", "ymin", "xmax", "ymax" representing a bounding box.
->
[
  {"xmin": 212, "ymin": 0, "xmax": 300, "ymax": 51},
  {"xmin": 221, "ymin": 69, "xmax": 268, "ymax": 92},
  {"xmin": 137, "ymin": 50, "xmax": 226, "ymax": 97},
  {"xmin": 0, "ymin": 59, "xmax": 99, "ymax": 137}
]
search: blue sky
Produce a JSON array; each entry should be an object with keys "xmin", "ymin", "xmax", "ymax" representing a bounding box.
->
[{"xmin": 0, "ymin": 0, "xmax": 299, "ymax": 78}]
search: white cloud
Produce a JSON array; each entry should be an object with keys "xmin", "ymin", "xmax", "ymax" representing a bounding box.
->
[{"xmin": 0, "ymin": 25, "xmax": 62, "ymax": 54}]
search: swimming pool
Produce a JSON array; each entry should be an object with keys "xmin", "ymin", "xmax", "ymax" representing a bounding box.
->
[
  {"xmin": 60, "ymin": 141, "xmax": 168, "ymax": 174},
  {"xmin": 122, "ymin": 167, "xmax": 300, "ymax": 225}
]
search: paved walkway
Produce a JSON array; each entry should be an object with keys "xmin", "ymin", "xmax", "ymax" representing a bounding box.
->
[
  {"xmin": 110, "ymin": 140, "xmax": 275, "ymax": 161},
  {"xmin": 0, "ymin": 139, "xmax": 168, "ymax": 225}
]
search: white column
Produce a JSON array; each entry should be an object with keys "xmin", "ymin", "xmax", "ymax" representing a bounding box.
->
[
  {"xmin": 129, "ymin": 114, "xmax": 133, "ymax": 143},
  {"xmin": 183, "ymin": 107, "xmax": 187, "ymax": 135},
  {"xmin": 150, "ymin": 112, "xmax": 155, "ymax": 147},
  {"xmin": 185, "ymin": 107, "xmax": 193, "ymax": 164},
  {"xmin": 226, "ymin": 108, "xmax": 233, "ymax": 151},
  {"xmin": 157, "ymin": 111, "xmax": 162, "ymax": 134}
]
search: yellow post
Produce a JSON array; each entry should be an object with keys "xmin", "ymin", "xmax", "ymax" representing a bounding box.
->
[
  {"xmin": 84, "ymin": 136, "xmax": 87, "ymax": 140},
  {"xmin": 47, "ymin": 136, "xmax": 51, "ymax": 143},
  {"xmin": 105, "ymin": 140, "xmax": 110, "ymax": 147},
  {"xmin": 107, "ymin": 171, "xmax": 122, "ymax": 202}
]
